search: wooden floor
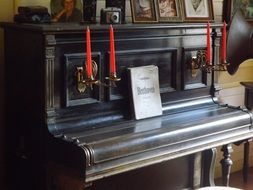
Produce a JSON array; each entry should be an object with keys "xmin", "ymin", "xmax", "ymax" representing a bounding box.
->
[{"xmin": 215, "ymin": 167, "xmax": 253, "ymax": 190}]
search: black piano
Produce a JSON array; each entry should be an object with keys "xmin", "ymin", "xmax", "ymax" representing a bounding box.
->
[{"xmin": 1, "ymin": 22, "xmax": 252, "ymax": 190}]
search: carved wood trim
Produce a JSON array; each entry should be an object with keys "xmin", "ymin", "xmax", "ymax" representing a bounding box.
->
[
  {"xmin": 45, "ymin": 46, "xmax": 55, "ymax": 109},
  {"xmin": 64, "ymin": 52, "xmax": 102, "ymax": 107}
]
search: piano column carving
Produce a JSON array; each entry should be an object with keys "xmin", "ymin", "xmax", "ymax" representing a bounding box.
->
[
  {"xmin": 45, "ymin": 35, "xmax": 56, "ymax": 111},
  {"xmin": 220, "ymin": 144, "xmax": 233, "ymax": 187},
  {"xmin": 45, "ymin": 35, "xmax": 57, "ymax": 123}
]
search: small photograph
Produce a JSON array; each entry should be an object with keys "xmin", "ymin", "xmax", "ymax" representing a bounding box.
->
[
  {"xmin": 182, "ymin": 0, "xmax": 214, "ymax": 22},
  {"xmin": 130, "ymin": 0, "xmax": 158, "ymax": 23},
  {"xmin": 155, "ymin": 0, "xmax": 183, "ymax": 22},
  {"xmin": 51, "ymin": 0, "xmax": 83, "ymax": 22}
]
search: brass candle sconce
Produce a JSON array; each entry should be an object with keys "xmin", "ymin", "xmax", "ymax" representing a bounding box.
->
[
  {"xmin": 105, "ymin": 72, "xmax": 121, "ymax": 87},
  {"xmin": 76, "ymin": 60, "xmax": 121, "ymax": 93},
  {"xmin": 190, "ymin": 50, "xmax": 229, "ymax": 77},
  {"xmin": 76, "ymin": 60, "xmax": 99, "ymax": 93},
  {"xmin": 189, "ymin": 21, "xmax": 229, "ymax": 76}
]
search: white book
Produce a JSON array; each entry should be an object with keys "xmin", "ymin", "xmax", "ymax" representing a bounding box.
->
[{"xmin": 128, "ymin": 65, "xmax": 162, "ymax": 120}]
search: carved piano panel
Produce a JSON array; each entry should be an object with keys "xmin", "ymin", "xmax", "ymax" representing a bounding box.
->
[
  {"xmin": 182, "ymin": 47, "xmax": 208, "ymax": 90},
  {"xmin": 1, "ymin": 22, "xmax": 252, "ymax": 190},
  {"xmin": 109, "ymin": 48, "xmax": 177, "ymax": 101}
]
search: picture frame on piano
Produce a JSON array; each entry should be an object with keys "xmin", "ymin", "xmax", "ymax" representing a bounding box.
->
[
  {"xmin": 155, "ymin": 0, "xmax": 183, "ymax": 22},
  {"xmin": 130, "ymin": 0, "xmax": 158, "ymax": 23},
  {"xmin": 51, "ymin": 0, "xmax": 83, "ymax": 22},
  {"xmin": 182, "ymin": 0, "xmax": 214, "ymax": 22}
]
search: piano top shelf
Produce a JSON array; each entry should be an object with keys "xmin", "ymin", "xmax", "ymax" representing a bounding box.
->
[{"xmin": 0, "ymin": 21, "xmax": 223, "ymax": 33}]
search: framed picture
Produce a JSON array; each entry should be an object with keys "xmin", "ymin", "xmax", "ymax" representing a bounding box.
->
[
  {"xmin": 223, "ymin": 0, "xmax": 253, "ymax": 23},
  {"xmin": 51, "ymin": 0, "xmax": 83, "ymax": 22},
  {"xmin": 155, "ymin": 0, "xmax": 183, "ymax": 22},
  {"xmin": 182, "ymin": 0, "xmax": 214, "ymax": 22},
  {"xmin": 130, "ymin": 0, "xmax": 158, "ymax": 23}
]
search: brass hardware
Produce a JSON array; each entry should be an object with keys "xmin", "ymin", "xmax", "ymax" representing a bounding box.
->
[
  {"xmin": 76, "ymin": 67, "xmax": 86, "ymax": 93},
  {"xmin": 84, "ymin": 75, "xmax": 99, "ymax": 89},
  {"xmin": 215, "ymin": 60, "xmax": 229, "ymax": 71},
  {"xmin": 76, "ymin": 60, "xmax": 99, "ymax": 93},
  {"xmin": 190, "ymin": 50, "xmax": 229, "ymax": 76},
  {"xmin": 190, "ymin": 50, "xmax": 211, "ymax": 76},
  {"xmin": 191, "ymin": 55, "xmax": 201, "ymax": 78},
  {"xmin": 105, "ymin": 72, "xmax": 121, "ymax": 87},
  {"xmin": 76, "ymin": 60, "xmax": 121, "ymax": 93}
]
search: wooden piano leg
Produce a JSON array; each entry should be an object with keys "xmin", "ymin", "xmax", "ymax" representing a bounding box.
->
[{"xmin": 220, "ymin": 144, "xmax": 233, "ymax": 186}]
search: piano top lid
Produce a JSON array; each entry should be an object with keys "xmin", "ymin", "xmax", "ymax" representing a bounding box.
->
[
  {"xmin": 81, "ymin": 106, "xmax": 251, "ymax": 164},
  {"xmin": 0, "ymin": 22, "xmax": 223, "ymax": 33},
  {"xmin": 56, "ymin": 97, "xmax": 253, "ymax": 166},
  {"xmin": 78, "ymin": 100, "xmax": 253, "ymax": 183}
]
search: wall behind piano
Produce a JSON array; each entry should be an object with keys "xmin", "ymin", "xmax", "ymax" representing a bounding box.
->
[{"xmin": 218, "ymin": 60, "xmax": 253, "ymax": 106}]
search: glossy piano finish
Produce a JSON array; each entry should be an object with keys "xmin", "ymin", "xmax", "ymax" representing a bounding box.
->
[
  {"xmin": 1, "ymin": 22, "xmax": 252, "ymax": 190},
  {"xmin": 74, "ymin": 98, "xmax": 253, "ymax": 183}
]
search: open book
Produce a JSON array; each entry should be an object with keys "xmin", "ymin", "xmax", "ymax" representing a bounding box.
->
[{"xmin": 128, "ymin": 65, "xmax": 162, "ymax": 120}]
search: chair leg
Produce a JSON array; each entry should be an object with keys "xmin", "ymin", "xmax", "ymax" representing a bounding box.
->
[{"xmin": 243, "ymin": 140, "xmax": 250, "ymax": 183}]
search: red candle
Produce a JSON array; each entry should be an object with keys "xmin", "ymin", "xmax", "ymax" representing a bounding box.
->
[
  {"xmin": 221, "ymin": 21, "xmax": 227, "ymax": 62},
  {"xmin": 110, "ymin": 25, "xmax": 116, "ymax": 74},
  {"xmin": 206, "ymin": 22, "xmax": 211, "ymax": 64},
  {"xmin": 86, "ymin": 26, "xmax": 92, "ymax": 78}
]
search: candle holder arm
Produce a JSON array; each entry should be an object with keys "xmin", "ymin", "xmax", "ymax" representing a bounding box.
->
[{"xmin": 105, "ymin": 72, "xmax": 121, "ymax": 87}]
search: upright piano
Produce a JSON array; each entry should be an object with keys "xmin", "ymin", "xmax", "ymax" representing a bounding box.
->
[{"xmin": 1, "ymin": 22, "xmax": 252, "ymax": 190}]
